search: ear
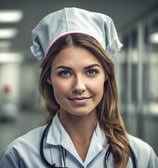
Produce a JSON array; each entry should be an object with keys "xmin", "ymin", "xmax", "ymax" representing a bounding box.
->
[
  {"xmin": 104, "ymin": 72, "xmax": 108, "ymax": 82},
  {"xmin": 47, "ymin": 78, "xmax": 52, "ymax": 85},
  {"xmin": 104, "ymin": 76, "xmax": 107, "ymax": 83}
]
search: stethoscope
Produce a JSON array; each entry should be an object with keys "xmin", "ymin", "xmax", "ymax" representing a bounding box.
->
[{"xmin": 40, "ymin": 119, "xmax": 137, "ymax": 168}]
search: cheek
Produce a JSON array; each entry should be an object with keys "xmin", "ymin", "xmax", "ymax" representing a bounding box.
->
[
  {"xmin": 88, "ymin": 78, "xmax": 105, "ymax": 97},
  {"xmin": 51, "ymin": 80, "xmax": 70, "ymax": 101},
  {"xmin": 51, "ymin": 85, "xmax": 63, "ymax": 105}
]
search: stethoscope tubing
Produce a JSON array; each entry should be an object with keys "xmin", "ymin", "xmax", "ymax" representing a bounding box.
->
[
  {"xmin": 40, "ymin": 120, "xmax": 137, "ymax": 168},
  {"xmin": 104, "ymin": 145, "xmax": 137, "ymax": 168}
]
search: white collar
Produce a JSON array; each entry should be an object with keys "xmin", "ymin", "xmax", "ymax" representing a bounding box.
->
[{"xmin": 46, "ymin": 113, "xmax": 107, "ymax": 164}]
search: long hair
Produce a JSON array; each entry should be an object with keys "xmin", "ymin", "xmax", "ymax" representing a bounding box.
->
[{"xmin": 39, "ymin": 33, "xmax": 130, "ymax": 168}]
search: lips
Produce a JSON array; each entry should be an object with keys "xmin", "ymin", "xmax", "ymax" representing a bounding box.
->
[
  {"xmin": 69, "ymin": 96, "xmax": 90, "ymax": 100},
  {"xmin": 68, "ymin": 96, "xmax": 91, "ymax": 104}
]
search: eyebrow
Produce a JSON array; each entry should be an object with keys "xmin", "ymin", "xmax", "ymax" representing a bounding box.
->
[
  {"xmin": 84, "ymin": 64, "xmax": 101, "ymax": 70},
  {"xmin": 55, "ymin": 64, "xmax": 101, "ymax": 70}
]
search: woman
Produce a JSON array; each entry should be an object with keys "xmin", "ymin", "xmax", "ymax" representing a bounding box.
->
[{"xmin": 0, "ymin": 7, "xmax": 157, "ymax": 168}]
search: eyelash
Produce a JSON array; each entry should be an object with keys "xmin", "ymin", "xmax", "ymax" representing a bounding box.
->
[
  {"xmin": 86, "ymin": 69, "xmax": 99, "ymax": 76},
  {"xmin": 57, "ymin": 70, "xmax": 72, "ymax": 77},
  {"xmin": 57, "ymin": 68, "xmax": 99, "ymax": 78}
]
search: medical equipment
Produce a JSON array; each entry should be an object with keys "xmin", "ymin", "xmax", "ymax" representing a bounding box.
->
[{"xmin": 40, "ymin": 119, "xmax": 137, "ymax": 168}]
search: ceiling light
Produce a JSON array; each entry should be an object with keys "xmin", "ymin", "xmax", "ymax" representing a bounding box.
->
[
  {"xmin": 0, "ymin": 52, "xmax": 23, "ymax": 63},
  {"xmin": 150, "ymin": 32, "xmax": 158, "ymax": 43},
  {"xmin": 0, "ymin": 10, "xmax": 23, "ymax": 23},
  {"xmin": 0, "ymin": 28, "xmax": 18, "ymax": 39}
]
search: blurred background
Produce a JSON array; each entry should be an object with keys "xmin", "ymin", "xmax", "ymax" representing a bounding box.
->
[{"xmin": 0, "ymin": 0, "xmax": 158, "ymax": 156}]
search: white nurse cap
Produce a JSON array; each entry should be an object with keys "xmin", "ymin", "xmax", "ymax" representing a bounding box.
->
[{"xmin": 30, "ymin": 7, "xmax": 122, "ymax": 61}]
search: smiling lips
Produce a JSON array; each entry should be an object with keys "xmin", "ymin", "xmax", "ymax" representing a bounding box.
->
[{"xmin": 68, "ymin": 96, "xmax": 91, "ymax": 104}]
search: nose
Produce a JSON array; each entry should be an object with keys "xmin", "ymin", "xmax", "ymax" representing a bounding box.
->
[{"xmin": 72, "ymin": 75, "xmax": 86, "ymax": 94}]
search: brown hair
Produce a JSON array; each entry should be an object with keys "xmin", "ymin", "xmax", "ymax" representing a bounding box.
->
[{"xmin": 39, "ymin": 33, "xmax": 130, "ymax": 168}]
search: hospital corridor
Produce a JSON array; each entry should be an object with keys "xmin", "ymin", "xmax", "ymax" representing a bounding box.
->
[{"xmin": 0, "ymin": 0, "xmax": 158, "ymax": 161}]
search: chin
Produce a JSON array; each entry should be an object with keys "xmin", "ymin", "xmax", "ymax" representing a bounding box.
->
[{"xmin": 68, "ymin": 108, "xmax": 96, "ymax": 117}]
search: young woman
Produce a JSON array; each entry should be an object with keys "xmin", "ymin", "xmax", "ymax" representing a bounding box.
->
[{"xmin": 0, "ymin": 7, "xmax": 157, "ymax": 168}]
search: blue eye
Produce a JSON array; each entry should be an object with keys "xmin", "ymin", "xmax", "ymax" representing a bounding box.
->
[
  {"xmin": 86, "ymin": 69, "xmax": 99, "ymax": 76},
  {"xmin": 58, "ymin": 70, "xmax": 72, "ymax": 77}
]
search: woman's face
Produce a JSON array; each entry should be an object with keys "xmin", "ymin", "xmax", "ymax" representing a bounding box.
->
[{"xmin": 48, "ymin": 45, "xmax": 105, "ymax": 117}]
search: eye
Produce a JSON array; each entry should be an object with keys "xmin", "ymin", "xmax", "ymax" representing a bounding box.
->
[
  {"xmin": 86, "ymin": 69, "xmax": 99, "ymax": 76},
  {"xmin": 57, "ymin": 70, "xmax": 72, "ymax": 78}
]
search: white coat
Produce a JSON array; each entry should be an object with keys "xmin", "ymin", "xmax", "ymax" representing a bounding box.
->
[{"xmin": 0, "ymin": 114, "xmax": 158, "ymax": 167}]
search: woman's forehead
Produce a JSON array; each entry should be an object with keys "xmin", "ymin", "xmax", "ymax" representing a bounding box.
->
[{"xmin": 52, "ymin": 46, "xmax": 102, "ymax": 67}]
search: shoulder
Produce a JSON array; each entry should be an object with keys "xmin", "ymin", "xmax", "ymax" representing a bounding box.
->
[
  {"xmin": 0, "ymin": 125, "xmax": 46, "ymax": 167},
  {"xmin": 128, "ymin": 134, "xmax": 151, "ymax": 153},
  {"xmin": 7, "ymin": 124, "xmax": 46, "ymax": 152},
  {"xmin": 0, "ymin": 125, "xmax": 47, "ymax": 167},
  {"xmin": 128, "ymin": 134, "xmax": 158, "ymax": 167}
]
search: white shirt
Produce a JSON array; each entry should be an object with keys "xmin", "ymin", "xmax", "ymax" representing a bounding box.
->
[{"xmin": 0, "ymin": 114, "xmax": 158, "ymax": 167}]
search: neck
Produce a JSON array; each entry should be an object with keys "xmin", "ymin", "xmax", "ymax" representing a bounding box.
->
[
  {"xmin": 59, "ymin": 110, "xmax": 97, "ymax": 138},
  {"xmin": 58, "ymin": 110, "xmax": 98, "ymax": 161}
]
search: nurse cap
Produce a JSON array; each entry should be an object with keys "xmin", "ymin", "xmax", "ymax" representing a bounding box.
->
[{"xmin": 30, "ymin": 7, "xmax": 122, "ymax": 61}]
